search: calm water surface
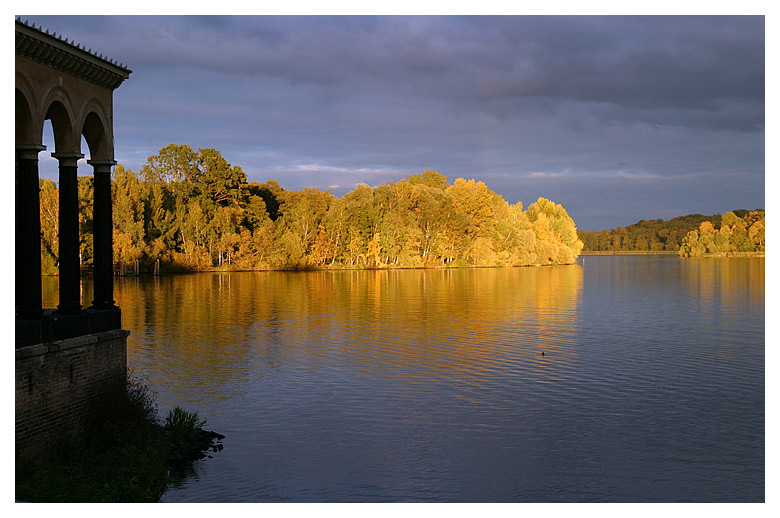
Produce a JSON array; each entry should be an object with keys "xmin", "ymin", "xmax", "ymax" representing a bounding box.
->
[{"xmin": 44, "ymin": 255, "xmax": 764, "ymax": 502}]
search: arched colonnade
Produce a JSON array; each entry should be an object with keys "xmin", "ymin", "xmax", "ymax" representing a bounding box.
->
[{"xmin": 15, "ymin": 19, "xmax": 131, "ymax": 345}]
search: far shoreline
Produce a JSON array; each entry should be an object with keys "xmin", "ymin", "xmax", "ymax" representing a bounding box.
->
[
  {"xmin": 40, "ymin": 252, "xmax": 766, "ymax": 278},
  {"xmin": 580, "ymin": 250, "xmax": 764, "ymax": 258},
  {"xmin": 579, "ymin": 251, "xmax": 678, "ymax": 255}
]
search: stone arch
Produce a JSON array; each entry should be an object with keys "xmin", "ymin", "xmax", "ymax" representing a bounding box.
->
[
  {"xmin": 15, "ymin": 87, "xmax": 36, "ymax": 147},
  {"xmin": 41, "ymin": 86, "xmax": 79, "ymax": 154},
  {"xmin": 80, "ymin": 100, "xmax": 113, "ymax": 162}
]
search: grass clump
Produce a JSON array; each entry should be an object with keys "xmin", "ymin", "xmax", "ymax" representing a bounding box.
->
[{"xmin": 164, "ymin": 407, "xmax": 207, "ymax": 444}]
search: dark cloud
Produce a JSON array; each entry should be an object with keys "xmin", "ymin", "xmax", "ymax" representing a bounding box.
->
[{"xmin": 22, "ymin": 15, "xmax": 764, "ymax": 230}]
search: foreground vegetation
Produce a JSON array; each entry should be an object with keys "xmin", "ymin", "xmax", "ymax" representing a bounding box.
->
[
  {"xmin": 15, "ymin": 372, "xmax": 222, "ymax": 502},
  {"xmin": 579, "ymin": 210, "xmax": 765, "ymax": 255},
  {"xmin": 40, "ymin": 144, "xmax": 583, "ymax": 273}
]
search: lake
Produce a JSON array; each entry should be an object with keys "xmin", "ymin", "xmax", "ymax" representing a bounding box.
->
[{"xmin": 42, "ymin": 255, "xmax": 765, "ymax": 502}]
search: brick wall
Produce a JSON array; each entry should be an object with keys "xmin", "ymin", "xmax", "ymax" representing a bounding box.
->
[{"xmin": 15, "ymin": 329, "xmax": 129, "ymax": 466}]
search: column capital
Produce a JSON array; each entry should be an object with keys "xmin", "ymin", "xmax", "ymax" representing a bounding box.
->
[
  {"xmin": 16, "ymin": 144, "xmax": 47, "ymax": 160},
  {"xmin": 87, "ymin": 159, "xmax": 117, "ymax": 173},
  {"xmin": 51, "ymin": 152, "xmax": 85, "ymax": 167}
]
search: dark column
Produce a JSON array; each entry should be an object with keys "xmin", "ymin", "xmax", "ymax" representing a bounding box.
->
[
  {"xmin": 52, "ymin": 153, "xmax": 83, "ymax": 315},
  {"xmin": 89, "ymin": 160, "xmax": 117, "ymax": 310},
  {"xmin": 15, "ymin": 145, "xmax": 45, "ymax": 319}
]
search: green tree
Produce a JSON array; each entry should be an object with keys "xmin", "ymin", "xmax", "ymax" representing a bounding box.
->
[
  {"xmin": 250, "ymin": 180, "xmax": 283, "ymax": 221},
  {"xmin": 39, "ymin": 179, "xmax": 59, "ymax": 274},
  {"xmin": 679, "ymin": 230, "xmax": 705, "ymax": 257},
  {"xmin": 277, "ymin": 187, "xmax": 334, "ymax": 262},
  {"xmin": 408, "ymin": 169, "xmax": 449, "ymax": 190},
  {"xmin": 366, "ymin": 232, "xmax": 382, "ymax": 267},
  {"xmin": 196, "ymin": 148, "xmax": 247, "ymax": 206},
  {"xmin": 409, "ymin": 182, "xmax": 450, "ymax": 264},
  {"xmin": 140, "ymin": 143, "xmax": 198, "ymax": 185},
  {"xmin": 346, "ymin": 228, "xmax": 365, "ymax": 266},
  {"xmin": 78, "ymin": 176, "xmax": 94, "ymax": 266},
  {"xmin": 721, "ymin": 212, "xmax": 753, "ymax": 252},
  {"xmin": 112, "ymin": 165, "xmax": 147, "ymax": 265},
  {"xmin": 242, "ymin": 195, "xmax": 270, "ymax": 233},
  {"xmin": 141, "ymin": 180, "xmax": 176, "ymax": 262},
  {"xmin": 748, "ymin": 214, "xmax": 765, "ymax": 251},
  {"xmin": 212, "ymin": 205, "xmax": 243, "ymax": 266},
  {"xmin": 697, "ymin": 221, "xmax": 716, "ymax": 255}
]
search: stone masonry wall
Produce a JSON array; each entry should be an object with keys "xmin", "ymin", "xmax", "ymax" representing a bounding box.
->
[{"xmin": 15, "ymin": 329, "xmax": 129, "ymax": 466}]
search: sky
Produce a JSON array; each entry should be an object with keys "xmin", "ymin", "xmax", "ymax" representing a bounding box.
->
[{"xmin": 18, "ymin": 13, "xmax": 766, "ymax": 231}]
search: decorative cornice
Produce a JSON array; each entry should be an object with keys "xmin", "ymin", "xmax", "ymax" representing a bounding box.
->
[{"xmin": 15, "ymin": 18, "xmax": 132, "ymax": 91}]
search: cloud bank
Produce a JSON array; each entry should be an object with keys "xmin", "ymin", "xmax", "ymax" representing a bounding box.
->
[{"xmin": 24, "ymin": 15, "xmax": 764, "ymax": 229}]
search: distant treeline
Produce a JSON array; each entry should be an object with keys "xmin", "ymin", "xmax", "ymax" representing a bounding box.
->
[
  {"xmin": 579, "ymin": 210, "xmax": 765, "ymax": 255},
  {"xmin": 40, "ymin": 144, "xmax": 583, "ymax": 274},
  {"xmin": 677, "ymin": 210, "xmax": 765, "ymax": 257}
]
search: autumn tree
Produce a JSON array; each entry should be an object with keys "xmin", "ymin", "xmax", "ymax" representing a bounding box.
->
[
  {"xmin": 446, "ymin": 178, "xmax": 497, "ymax": 238},
  {"xmin": 39, "ymin": 179, "xmax": 59, "ymax": 274},
  {"xmin": 41, "ymin": 143, "xmax": 589, "ymax": 272},
  {"xmin": 77, "ymin": 176, "xmax": 94, "ymax": 266},
  {"xmin": 112, "ymin": 165, "xmax": 147, "ymax": 264},
  {"xmin": 525, "ymin": 197, "xmax": 583, "ymax": 264},
  {"xmin": 276, "ymin": 187, "xmax": 334, "ymax": 266},
  {"xmin": 678, "ymin": 210, "xmax": 765, "ymax": 257}
]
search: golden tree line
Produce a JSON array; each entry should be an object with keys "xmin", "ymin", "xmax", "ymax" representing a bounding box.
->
[
  {"xmin": 678, "ymin": 210, "xmax": 765, "ymax": 258},
  {"xmin": 39, "ymin": 144, "xmax": 584, "ymax": 273},
  {"xmin": 578, "ymin": 210, "xmax": 764, "ymax": 253}
]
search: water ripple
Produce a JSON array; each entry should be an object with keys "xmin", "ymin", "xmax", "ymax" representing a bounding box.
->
[{"xmin": 45, "ymin": 258, "xmax": 765, "ymax": 502}]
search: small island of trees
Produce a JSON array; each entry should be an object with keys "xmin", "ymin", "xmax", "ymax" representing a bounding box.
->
[{"xmin": 39, "ymin": 144, "xmax": 584, "ymax": 273}]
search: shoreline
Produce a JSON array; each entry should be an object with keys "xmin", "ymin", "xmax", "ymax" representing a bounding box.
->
[
  {"xmin": 579, "ymin": 251, "xmax": 678, "ymax": 255},
  {"xmin": 47, "ymin": 261, "xmax": 584, "ymax": 276},
  {"xmin": 42, "ymin": 252, "xmax": 765, "ymax": 278},
  {"xmin": 580, "ymin": 251, "xmax": 764, "ymax": 257}
]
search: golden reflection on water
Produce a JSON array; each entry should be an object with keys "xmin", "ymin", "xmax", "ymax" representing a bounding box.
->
[
  {"xmin": 39, "ymin": 258, "xmax": 762, "ymax": 396},
  {"xmin": 680, "ymin": 257, "xmax": 764, "ymax": 306},
  {"xmin": 43, "ymin": 266, "xmax": 584, "ymax": 396},
  {"xmin": 679, "ymin": 258, "xmax": 764, "ymax": 370},
  {"xmin": 322, "ymin": 267, "xmax": 585, "ymax": 385}
]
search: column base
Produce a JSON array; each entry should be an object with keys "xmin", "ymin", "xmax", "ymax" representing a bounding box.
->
[
  {"xmin": 54, "ymin": 304, "xmax": 82, "ymax": 315},
  {"xmin": 85, "ymin": 307, "xmax": 122, "ymax": 334},
  {"xmin": 15, "ymin": 309, "xmax": 122, "ymax": 347},
  {"xmin": 15, "ymin": 317, "xmax": 42, "ymax": 348},
  {"xmin": 46, "ymin": 309, "xmax": 88, "ymax": 342}
]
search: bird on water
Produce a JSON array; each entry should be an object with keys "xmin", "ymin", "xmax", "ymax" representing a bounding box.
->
[{"xmin": 541, "ymin": 351, "xmax": 545, "ymax": 356}]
